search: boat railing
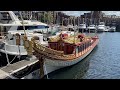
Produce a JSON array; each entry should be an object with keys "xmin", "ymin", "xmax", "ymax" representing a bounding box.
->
[
  {"xmin": 31, "ymin": 40, "xmax": 77, "ymax": 60},
  {"xmin": 29, "ymin": 36, "xmax": 98, "ymax": 60},
  {"xmin": 33, "ymin": 40, "xmax": 64, "ymax": 56}
]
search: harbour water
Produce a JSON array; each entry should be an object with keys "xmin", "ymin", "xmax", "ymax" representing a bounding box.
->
[
  {"xmin": 48, "ymin": 32, "xmax": 120, "ymax": 79},
  {"xmin": 1, "ymin": 32, "xmax": 120, "ymax": 79}
]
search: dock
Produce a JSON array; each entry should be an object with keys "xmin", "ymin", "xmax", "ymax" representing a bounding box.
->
[
  {"xmin": 0, "ymin": 69, "xmax": 17, "ymax": 79},
  {"xmin": 0, "ymin": 56, "xmax": 40, "ymax": 79}
]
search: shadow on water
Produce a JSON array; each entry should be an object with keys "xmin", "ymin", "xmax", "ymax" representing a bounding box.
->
[{"xmin": 48, "ymin": 46, "xmax": 98, "ymax": 79}]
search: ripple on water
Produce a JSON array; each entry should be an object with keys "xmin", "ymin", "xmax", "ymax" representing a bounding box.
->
[{"xmin": 45, "ymin": 32, "xmax": 120, "ymax": 79}]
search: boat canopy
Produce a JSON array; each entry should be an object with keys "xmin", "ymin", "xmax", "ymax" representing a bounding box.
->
[{"xmin": 48, "ymin": 33, "xmax": 90, "ymax": 45}]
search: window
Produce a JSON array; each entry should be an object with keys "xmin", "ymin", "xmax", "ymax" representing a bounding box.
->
[{"xmin": 17, "ymin": 25, "xmax": 49, "ymax": 30}]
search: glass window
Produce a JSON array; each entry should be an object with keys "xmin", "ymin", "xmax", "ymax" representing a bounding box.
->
[{"xmin": 17, "ymin": 25, "xmax": 49, "ymax": 30}]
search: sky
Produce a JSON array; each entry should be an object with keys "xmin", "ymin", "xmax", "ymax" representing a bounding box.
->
[{"xmin": 62, "ymin": 11, "xmax": 120, "ymax": 16}]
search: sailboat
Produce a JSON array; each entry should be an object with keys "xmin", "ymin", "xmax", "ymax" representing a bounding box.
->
[{"xmin": 22, "ymin": 15, "xmax": 99, "ymax": 78}]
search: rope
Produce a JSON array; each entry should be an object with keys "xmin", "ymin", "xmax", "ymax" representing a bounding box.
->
[
  {"xmin": 18, "ymin": 45, "xmax": 21, "ymax": 61},
  {"xmin": 9, "ymin": 55, "xmax": 17, "ymax": 64},
  {"xmin": 4, "ymin": 40, "xmax": 10, "ymax": 65},
  {"xmin": 2, "ymin": 36, "xmax": 21, "ymax": 66}
]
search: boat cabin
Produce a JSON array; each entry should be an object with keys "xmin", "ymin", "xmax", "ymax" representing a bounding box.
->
[{"xmin": 48, "ymin": 33, "xmax": 92, "ymax": 55}]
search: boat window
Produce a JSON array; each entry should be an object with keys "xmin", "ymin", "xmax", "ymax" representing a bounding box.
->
[
  {"xmin": 0, "ymin": 12, "xmax": 12, "ymax": 20},
  {"xmin": 0, "ymin": 12, "xmax": 12, "ymax": 24},
  {"xmin": 17, "ymin": 25, "xmax": 49, "ymax": 30},
  {"xmin": 76, "ymin": 46, "xmax": 79, "ymax": 54}
]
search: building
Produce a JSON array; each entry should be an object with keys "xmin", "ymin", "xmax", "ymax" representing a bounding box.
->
[
  {"xmin": 80, "ymin": 11, "xmax": 103, "ymax": 25},
  {"xmin": 13, "ymin": 11, "xmax": 36, "ymax": 20}
]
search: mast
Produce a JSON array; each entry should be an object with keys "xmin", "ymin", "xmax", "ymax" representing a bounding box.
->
[
  {"xmin": 68, "ymin": 18, "xmax": 69, "ymax": 25},
  {"xmin": 44, "ymin": 11, "xmax": 45, "ymax": 23},
  {"xmin": 74, "ymin": 17, "xmax": 76, "ymax": 44},
  {"xmin": 91, "ymin": 11, "xmax": 93, "ymax": 25},
  {"xmin": 78, "ymin": 17, "xmax": 79, "ymax": 32},
  {"xmin": 56, "ymin": 12, "xmax": 58, "ymax": 25},
  {"xmin": 19, "ymin": 11, "xmax": 26, "ymax": 36},
  {"xmin": 71, "ymin": 17, "xmax": 72, "ymax": 25},
  {"xmin": 85, "ymin": 13, "xmax": 86, "ymax": 24}
]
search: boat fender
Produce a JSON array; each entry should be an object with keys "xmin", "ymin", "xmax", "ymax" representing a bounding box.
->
[{"xmin": 16, "ymin": 33, "xmax": 21, "ymax": 45}]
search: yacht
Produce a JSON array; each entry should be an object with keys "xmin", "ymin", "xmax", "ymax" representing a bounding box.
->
[
  {"xmin": 87, "ymin": 24, "xmax": 97, "ymax": 33},
  {"xmin": 0, "ymin": 11, "xmax": 59, "ymax": 65},
  {"xmin": 78, "ymin": 23, "xmax": 87, "ymax": 33},
  {"xmin": 109, "ymin": 26, "xmax": 116, "ymax": 32},
  {"xmin": 0, "ymin": 31, "xmax": 48, "ymax": 64},
  {"xmin": 97, "ymin": 22, "xmax": 106, "ymax": 32},
  {"xmin": 105, "ymin": 26, "xmax": 110, "ymax": 32},
  {"xmin": 67, "ymin": 24, "xmax": 74, "ymax": 31},
  {"xmin": 0, "ymin": 11, "xmax": 59, "ymax": 35}
]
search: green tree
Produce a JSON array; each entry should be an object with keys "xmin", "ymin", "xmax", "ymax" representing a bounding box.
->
[{"xmin": 40, "ymin": 11, "xmax": 53, "ymax": 24}]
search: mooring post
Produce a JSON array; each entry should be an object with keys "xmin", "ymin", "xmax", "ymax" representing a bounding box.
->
[{"xmin": 39, "ymin": 56, "xmax": 45, "ymax": 79}]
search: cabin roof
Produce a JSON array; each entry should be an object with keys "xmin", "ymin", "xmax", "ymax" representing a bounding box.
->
[
  {"xmin": 63, "ymin": 36, "xmax": 80, "ymax": 44},
  {"xmin": 49, "ymin": 33, "xmax": 91, "ymax": 45}
]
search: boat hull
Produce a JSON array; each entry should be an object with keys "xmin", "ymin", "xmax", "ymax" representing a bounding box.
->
[{"xmin": 43, "ymin": 38, "xmax": 99, "ymax": 75}]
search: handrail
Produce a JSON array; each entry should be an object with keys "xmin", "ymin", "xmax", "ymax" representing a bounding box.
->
[{"xmin": 32, "ymin": 40, "xmax": 64, "ymax": 56}]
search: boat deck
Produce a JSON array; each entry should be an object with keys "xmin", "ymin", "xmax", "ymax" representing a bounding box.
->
[{"xmin": 0, "ymin": 69, "xmax": 17, "ymax": 79}]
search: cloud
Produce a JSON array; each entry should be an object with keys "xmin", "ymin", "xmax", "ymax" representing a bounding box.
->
[
  {"xmin": 102, "ymin": 11, "xmax": 120, "ymax": 16},
  {"xmin": 62, "ymin": 11, "xmax": 120, "ymax": 16},
  {"xmin": 62, "ymin": 11, "xmax": 90, "ymax": 16}
]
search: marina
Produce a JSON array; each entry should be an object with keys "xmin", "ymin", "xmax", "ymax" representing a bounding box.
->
[{"xmin": 0, "ymin": 11, "xmax": 120, "ymax": 79}]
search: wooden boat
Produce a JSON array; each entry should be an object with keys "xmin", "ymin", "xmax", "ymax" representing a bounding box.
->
[
  {"xmin": 22, "ymin": 14, "xmax": 99, "ymax": 78},
  {"xmin": 23, "ymin": 32, "xmax": 99, "ymax": 78}
]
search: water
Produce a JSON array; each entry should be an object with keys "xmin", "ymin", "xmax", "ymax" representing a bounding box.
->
[
  {"xmin": 48, "ymin": 32, "xmax": 120, "ymax": 79},
  {"xmin": 1, "ymin": 32, "xmax": 120, "ymax": 79}
]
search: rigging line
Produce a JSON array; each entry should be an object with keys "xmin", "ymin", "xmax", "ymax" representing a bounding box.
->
[
  {"xmin": 9, "ymin": 55, "xmax": 17, "ymax": 64},
  {"xmin": 3, "ymin": 36, "xmax": 10, "ymax": 65},
  {"xmin": 18, "ymin": 45, "xmax": 21, "ymax": 61}
]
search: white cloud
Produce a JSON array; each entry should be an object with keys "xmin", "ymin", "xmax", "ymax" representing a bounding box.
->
[
  {"xmin": 62, "ymin": 11, "xmax": 90, "ymax": 16},
  {"xmin": 62, "ymin": 11, "xmax": 120, "ymax": 16},
  {"xmin": 102, "ymin": 11, "xmax": 120, "ymax": 16}
]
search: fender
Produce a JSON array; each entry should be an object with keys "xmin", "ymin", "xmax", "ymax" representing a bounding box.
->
[{"xmin": 16, "ymin": 33, "xmax": 21, "ymax": 45}]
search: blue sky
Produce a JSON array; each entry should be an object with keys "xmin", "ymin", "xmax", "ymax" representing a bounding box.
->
[{"xmin": 62, "ymin": 11, "xmax": 120, "ymax": 16}]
